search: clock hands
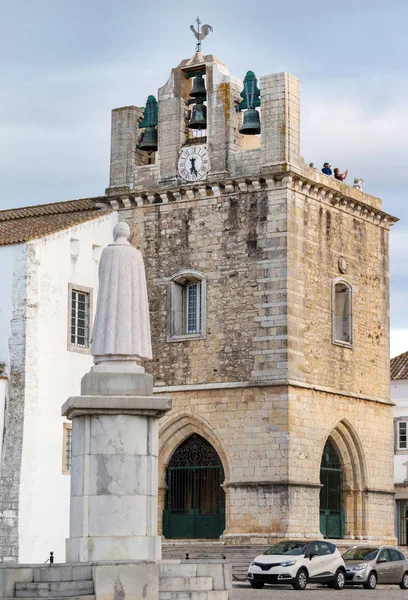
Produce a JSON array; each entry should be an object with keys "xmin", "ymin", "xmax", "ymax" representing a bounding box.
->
[{"xmin": 189, "ymin": 157, "xmax": 198, "ymax": 177}]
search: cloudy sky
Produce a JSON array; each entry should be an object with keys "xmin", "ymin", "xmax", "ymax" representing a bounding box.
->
[{"xmin": 0, "ymin": 0, "xmax": 406, "ymax": 356}]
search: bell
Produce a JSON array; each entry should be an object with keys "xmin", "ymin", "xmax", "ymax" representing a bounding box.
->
[
  {"xmin": 138, "ymin": 126, "xmax": 158, "ymax": 152},
  {"xmin": 187, "ymin": 102, "xmax": 207, "ymax": 130},
  {"xmin": 239, "ymin": 108, "xmax": 261, "ymax": 135},
  {"xmin": 190, "ymin": 74, "xmax": 206, "ymax": 98}
]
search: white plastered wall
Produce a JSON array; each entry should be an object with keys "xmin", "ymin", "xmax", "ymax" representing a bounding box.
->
[
  {"xmin": 18, "ymin": 211, "xmax": 118, "ymax": 563},
  {"xmin": 393, "ymin": 379, "xmax": 408, "ymax": 484}
]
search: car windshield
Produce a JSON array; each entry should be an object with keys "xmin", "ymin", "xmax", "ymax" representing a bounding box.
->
[
  {"xmin": 265, "ymin": 542, "xmax": 308, "ymax": 556},
  {"xmin": 343, "ymin": 548, "xmax": 379, "ymax": 561}
]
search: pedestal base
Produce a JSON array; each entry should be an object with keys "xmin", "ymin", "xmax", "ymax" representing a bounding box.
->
[
  {"xmin": 66, "ymin": 535, "xmax": 161, "ymax": 563},
  {"xmin": 62, "ymin": 371, "xmax": 171, "ymax": 564}
]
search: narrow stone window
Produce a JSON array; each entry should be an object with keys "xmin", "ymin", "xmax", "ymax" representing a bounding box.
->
[
  {"xmin": 332, "ymin": 280, "xmax": 352, "ymax": 346},
  {"xmin": 62, "ymin": 423, "xmax": 72, "ymax": 475},
  {"xmin": 186, "ymin": 282, "xmax": 201, "ymax": 334},
  {"xmin": 67, "ymin": 283, "xmax": 93, "ymax": 353},
  {"xmin": 398, "ymin": 422, "xmax": 408, "ymax": 450},
  {"xmin": 168, "ymin": 271, "xmax": 206, "ymax": 341}
]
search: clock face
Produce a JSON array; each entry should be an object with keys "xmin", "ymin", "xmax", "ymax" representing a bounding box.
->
[{"xmin": 178, "ymin": 146, "xmax": 209, "ymax": 182}]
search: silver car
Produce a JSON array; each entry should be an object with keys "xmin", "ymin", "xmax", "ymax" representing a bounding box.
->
[{"xmin": 343, "ymin": 546, "xmax": 408, "ymax": 589}]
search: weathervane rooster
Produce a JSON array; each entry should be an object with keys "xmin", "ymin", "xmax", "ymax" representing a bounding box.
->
[{"xmin": 190, "ymin": 17, "xmax": 213, "ymax": 52}]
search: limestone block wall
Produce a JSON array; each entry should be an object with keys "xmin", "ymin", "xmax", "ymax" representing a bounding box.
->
[
  {"xmin": 109, "ymin": 106, "xmax": 147, "ymax": 190},
  {"xmin": 0, "ymin": 244, "xmax": 27, "ymax": 562},
  {"xmin": 260, "ymin": 73, "xmax": 301, "ymax": 169},
  {"xmin": 286, "ymin": 180, "xmax": 392, "ymax": 400},
  {"xmin": 124, "ymin": 185, "xmax": 289, "ymax": 387},
  {"xmin": 157, "ymin": 386, "xmax": 290, "ymax": 538},
  {"xmin": 287, "ymin": 385, "xmax": 395, "ymax": 540},
  {"xmin": 157, "ymin": 383, "xmax": 395, "ymax": 542}
]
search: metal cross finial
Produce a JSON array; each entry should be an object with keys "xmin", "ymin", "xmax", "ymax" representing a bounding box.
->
[
  {"xmin": 190, "ymin": 17, "xmax": 213, "ymax": 53},
  {"xmin": 196, "ymin": 17, "xmax": 201, "ymax": 52}
]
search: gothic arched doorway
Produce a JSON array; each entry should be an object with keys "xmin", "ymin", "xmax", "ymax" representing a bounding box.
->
[
  {"xmin": 319, "ymin": 440, "xmax": 345, "ymax": 539},
  {"xmin": 162, "ymin": 434, "xmax": 226, "ymax": 539}
]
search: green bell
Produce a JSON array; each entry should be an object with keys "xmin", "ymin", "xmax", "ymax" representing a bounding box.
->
[
  {"xmin": 239, "ymin": 108, "xmax": 261, "ymax": 135},
  {"xmin": 187, "ymin": 102, "xmax": 207, "ymax": 130},
  {"xmin": 138, "ymin": 126, "xmax": 158, "ymax": 152},
  {"xmin": 190, "ymin": 74, "xmax": 206, "ymax": 98}
]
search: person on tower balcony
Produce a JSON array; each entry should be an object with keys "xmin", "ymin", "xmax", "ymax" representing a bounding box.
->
[
  {"xmin": 322, "ymin": 162, "xmax": 332, "ymax": 176},
  {"xmin": 334, "ymin": 167, "xmax": 348, "ymax": 182},
  {"xmin": 353, "ymin": 177, "xmax": 365, "ymax": 191}
]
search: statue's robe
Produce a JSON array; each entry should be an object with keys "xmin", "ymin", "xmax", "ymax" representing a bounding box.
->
[{"xmin": 91, "ymin": 241, "xmax": 152, "ymax": 360}]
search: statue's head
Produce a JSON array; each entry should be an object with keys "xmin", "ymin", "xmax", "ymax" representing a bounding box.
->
[{"xmin": 113, "ymin": 222, "xmax": 130, "ymax": 242}]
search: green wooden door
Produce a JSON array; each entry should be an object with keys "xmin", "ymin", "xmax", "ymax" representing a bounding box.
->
[
  {"xmin": 320, "ymin": 441, "xmax": 345, "ymax": 539},
  {"xmin": 163, "ymin": 435, "xmax": 226, "ymax": 539}
]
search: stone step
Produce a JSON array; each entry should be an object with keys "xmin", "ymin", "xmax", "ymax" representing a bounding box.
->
[
  {"xmin": 5, "ymin": 597, "xmax": 95, "ymax": 600},
  {"xmin": 15, "ymin": 581, "xmax": 94, "ymax": 598},
  {"xmin": 159, "ymin": 592, "xmax": 228, "ymax": 600},
  {"xmin": 159, "ymin": 576, "xmax": 213, "ymax": 592},
  {"xmin": 34, "ymin": 565, "xmax": 92, "ymax": 583},
  {"xmin": 33, "ymin": 567, "xmax": 93, "ymax": 583}
]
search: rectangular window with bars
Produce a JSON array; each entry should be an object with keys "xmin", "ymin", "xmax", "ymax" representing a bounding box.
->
[
  {"xmin": 62, "ymin": 423, "xmax": 72, "ymax": 475},
  {"xmin": 68, "ymin": 285, "xmax": 92, "ymax": 350},
  {"xmin": 168, "ymin": 275, "xmax": 206, "ymax": 341},
  {"xmin": 398, "ymin": 422, "xmax": 408, "ymax": 450}
]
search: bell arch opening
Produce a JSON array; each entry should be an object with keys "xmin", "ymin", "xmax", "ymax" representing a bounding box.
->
[{"xmin": 162, "ymin": 433, "xmax": 226, "ymax": 539}]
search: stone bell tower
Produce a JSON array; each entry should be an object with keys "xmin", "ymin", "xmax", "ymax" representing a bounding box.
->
[
  {"xmin": 103, "ymin": 45, "xmax": 397, "ymax": 546},
  {"xmin": 107, "ymin": 52, "xmax": 301, "ymax": 197}
]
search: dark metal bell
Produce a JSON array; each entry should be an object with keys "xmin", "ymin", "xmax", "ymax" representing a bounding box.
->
[
  {"xmin": 138, "ymin": 126, "xmax": 158, "ymax": 152},
  {"xmin": 190, "ymin": 74, "xmax": 206, "ymax": 98},
  {"xmin": 239, "ymin": 108, "xmax": 261, "ymax": 135},
  {"xmin": 187, "ymin": 102, "xmax": 207, "ymax": 130}
]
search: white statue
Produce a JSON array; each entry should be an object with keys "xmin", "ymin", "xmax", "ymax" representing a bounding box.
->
[{"xmin": 91, "ymin": 222, "xmax": 152, "ymax": 372}]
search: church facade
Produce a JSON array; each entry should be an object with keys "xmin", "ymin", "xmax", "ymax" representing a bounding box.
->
[
  {"xmin": 0, "ymin": 50, "xmax": 398, "ymax": 564},
  {"xmin": 104, "ymin": 52, "xmax": 398, "ymax": 544}
]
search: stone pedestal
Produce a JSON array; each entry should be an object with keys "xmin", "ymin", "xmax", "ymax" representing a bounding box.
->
[{"xmin": 62, "ymin": 371, "xmax": 171, "ymax": 564}]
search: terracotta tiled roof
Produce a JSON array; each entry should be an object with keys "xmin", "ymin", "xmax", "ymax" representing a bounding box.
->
[
  {"xmin": 0, "ymin": 198, "xmax": 111, "ymax": 246},
  {"xmin": 391, "ymin": 351, "xmax": 408, "ymax": 380}
]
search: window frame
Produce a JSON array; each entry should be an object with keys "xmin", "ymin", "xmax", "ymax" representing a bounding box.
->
[
  {"xmin": 332, "ymin": 278, "xmax": 353, "ymax": 348},
  {"xmin": 167, "ymin": 270, "xmax": 206, "ymax": 342},
  {"xmin": 62, "ymin": 422, "xmax": 72, "ymax": 475},
  {"xmin": 67, "ymin": 283, "xmax": 93, "ymax": 354},
  {"xmin": 397, "ymin": 420, "xmax": 408, "ymax": 451}
]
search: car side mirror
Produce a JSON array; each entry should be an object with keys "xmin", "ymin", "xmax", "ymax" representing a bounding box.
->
[
  {"xmin": 308, "ymin": 553, "xmax": 315, "ymax": 561},
  {"xmin": 378, "ymin": 557, "xmax": 387, "ymax": 563}
]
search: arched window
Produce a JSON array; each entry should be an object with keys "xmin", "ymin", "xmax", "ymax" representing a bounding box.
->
[
  {"xmin": 168, "ymin": 270, "xmax": 206, "ymax": 341},
  {"xmin": 332, "ymin": 280, "xmax": 352, "ymax": 346}
]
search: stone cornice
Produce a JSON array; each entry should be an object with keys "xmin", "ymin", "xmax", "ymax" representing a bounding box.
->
[
  {"xmin": 102, "ymin": 171, "xmax": 398, "ymax": 229},
  {"xmin": 153, "ymin": 378, "xmax": 392, "ymax": 406},
  {"xmin": 104, "ymin": 175, "xmax": 287, "ymax": 210},
  {"xmin": 292, "ymin": 173, "xmax": 398, "ymax": 229}
]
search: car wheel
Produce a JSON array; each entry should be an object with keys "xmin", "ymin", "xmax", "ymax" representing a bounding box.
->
[
  {"xmin": 333, "ymin": 569, "xmax": 346, "ymax": 590},
  {"xmin": 292, "ymin": 568, "xmax": 308, "ymax": 590},
  {"xmin": 400, "ymin": 571, "xmax": 408, "ymax": 589},
  {"xmin": 363, "ymin": 571, "xmax": 377, "ymax": 590},
  {"xmin": 249, "ymin": 580, "xmax": 264, "ymax": 589}
]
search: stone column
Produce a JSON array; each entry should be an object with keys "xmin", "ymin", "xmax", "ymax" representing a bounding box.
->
[{"xmin": 62, "ymin": 370, "xmax": 171, "ymax": 563}]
